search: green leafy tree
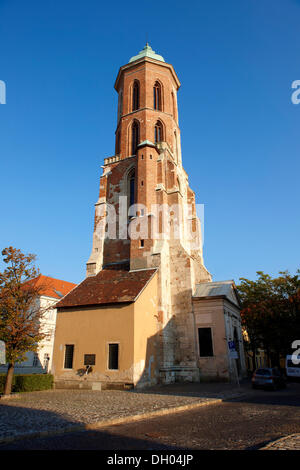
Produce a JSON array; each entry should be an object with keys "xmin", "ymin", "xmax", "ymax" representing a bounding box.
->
[
  {"xmin": 237, "ymin": 270, "xmax": 300, "ymax": 368},
  {"xmin": 0, "ymin": 247, "xmax": 50, "ymax": 395}
]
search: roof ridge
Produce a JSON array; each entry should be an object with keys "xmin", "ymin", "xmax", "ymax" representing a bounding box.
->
[
  {"xmin": 37, "ymin": 274, "xmax": 76, "ymax": 285},
  {"xmin": 129, "ymin": 267, "xmax": 158, "ymax": 273}
]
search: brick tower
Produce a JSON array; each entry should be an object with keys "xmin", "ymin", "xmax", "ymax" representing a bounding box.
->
[{"xmin": 86, "ymin": 44, "xmax": 212, "ymax": 383}]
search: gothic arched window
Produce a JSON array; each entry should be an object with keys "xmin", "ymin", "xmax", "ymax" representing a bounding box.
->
[
  {"xmin": 155, "ymin": 121, "xmax": 163, "ymax": 143},
  {"xmin": 153, "ymin": 81, "xmax": 162, "ymax": 110},
  {"xmin": 131, "ymin": 120, "xmax": 139, "ymax": 155},
  {"xmin": 132, "ymin": 81, "xmax": 140, "ymax": 111}
]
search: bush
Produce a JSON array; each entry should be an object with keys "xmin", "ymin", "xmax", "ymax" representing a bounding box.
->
[{"xmin": 0, "ymin": 374, "xmax": 53, "ymax": 393}]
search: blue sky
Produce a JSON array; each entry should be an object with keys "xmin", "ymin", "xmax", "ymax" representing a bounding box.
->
[{"xmin": 0, "ymin": 0, "xmax": 299, "ymax": 285}]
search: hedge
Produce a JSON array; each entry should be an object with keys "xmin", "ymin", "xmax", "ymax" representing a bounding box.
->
[{"xmin": 0, "ymin": 374, "xmax": 53, "ymax": 393}]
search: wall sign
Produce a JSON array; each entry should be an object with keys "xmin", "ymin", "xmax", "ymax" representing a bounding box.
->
[{"xmin": 84, "ymin": 354, "xmax": 96, "ymax": 366}]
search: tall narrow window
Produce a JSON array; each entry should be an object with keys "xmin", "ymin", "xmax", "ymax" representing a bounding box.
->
[
  {"xmin": 64, "ymin": 344, "xmax": 74, "ymax": 369},
  {"xmin": 174, "ymin": 130, "xmax": 178, "ymax": 162},
  {"xmin": 155, "ymin": 121, "xmax": 163, "ymax": 143},
  {"xmin": 171, "ymin": 91, "xmax": 176, "ymax": 120},
  {"xmin": 132, "ymin": 81, "xmax": 139, "ymax": 111},
  {"xmin": 43, "ymin": 353, "xmax": 50, "ymax": 371},
  {"xmin": 153, "ymin": 81, "xmax": 161, "ymax": 110},
  {"xmin": 129, "ymin": 170, "xmax": 135, "ymax": 207},
  {"xmin": 108, "ymin": 343, "xmax": 119, "ymax": 370},
  {"xmin": 198, "ymin": 328, "xmax": 213, "ymax": 357},
  {"xmin": 32, "ymin": 353, "xmax": 39, "ymax": 367},
  {"xmin": 116, "ymin": 130, "xmax": 121, "ymax": 155},
  {"xmin": 128, "ymin": 168, "xmax": 135, "ymax": 218},
  {"xmin": 118, "ymin": 91, "xmax": 123, "ymax": 122},
  {"xmin": 131, "ymin": 121, "xmax": 139, "ymax": 155}
]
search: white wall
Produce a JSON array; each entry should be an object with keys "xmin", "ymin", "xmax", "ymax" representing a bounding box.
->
[{"xmin": 0, "ymin": 295, "xmax": 58, "ymax": 375}]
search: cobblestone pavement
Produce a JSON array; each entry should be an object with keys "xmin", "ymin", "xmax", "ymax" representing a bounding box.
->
[
  {"xmin": 261, "ymin": 434, "xmax": 300, "ymax": 450},
  {"xmin": 0, "ymin": 383, "xmax": 245, "ymax": 442},
  {"xmin": 1, "ymin": 383, "xmax": 300, "ymax": 450}
]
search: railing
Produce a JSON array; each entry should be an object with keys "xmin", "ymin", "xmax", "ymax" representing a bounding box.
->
[
  {"xmin": 104, "ymin": 155, "xmax": 121, "ymax": 165},
  {"xmin": 103, "ymin": 154, "xmax": 135, "ymax": 166}
]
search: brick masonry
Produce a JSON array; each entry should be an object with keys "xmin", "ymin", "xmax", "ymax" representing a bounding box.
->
[{"xmin": 86, "ymin": 52, "xmax": 212, "ymax": 384}]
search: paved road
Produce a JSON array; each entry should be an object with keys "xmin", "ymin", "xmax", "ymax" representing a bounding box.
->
[
  {"xmin": 1, "ymin": 382, "xmax": 300, "ymax": 450},
  {"xmin": 0, "ymin": 383, "xmax": 243, "ymax": 442}
]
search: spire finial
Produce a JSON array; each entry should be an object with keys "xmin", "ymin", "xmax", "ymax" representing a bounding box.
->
[{"xmin": 129, "ymin": 43, "xmax": 165, "ymax": 63}]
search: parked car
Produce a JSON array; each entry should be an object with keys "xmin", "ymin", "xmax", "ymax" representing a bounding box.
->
[
  {"xmin": 252, "ymin": 367, "xmax": 287, "ymax": 390},
  {"xmin": 285, "ymin": 355, "xmax": 300, "ymax": 382}
]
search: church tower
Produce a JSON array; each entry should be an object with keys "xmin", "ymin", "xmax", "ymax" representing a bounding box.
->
[
  {"xmin": 86, "ymin": 44, "xmax": 211, "ymax": 383},
  {"xmin": 53, "ymin": 45, "xmax": 246, "ymax": 388}
]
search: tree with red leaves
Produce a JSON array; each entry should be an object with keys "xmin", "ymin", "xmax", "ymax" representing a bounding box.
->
[{"xmin": 0, "ymin": 247, "xmax": 50, "ymax": 395}]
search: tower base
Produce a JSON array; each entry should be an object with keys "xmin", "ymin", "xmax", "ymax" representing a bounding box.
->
[{"xmin": 159, "ymin": 366, "xmax": 200, "ymax": 384}]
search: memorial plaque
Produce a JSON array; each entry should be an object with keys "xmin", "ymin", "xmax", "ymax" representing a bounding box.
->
[{"xmin": 84, "ymin": 354, "xmax": 96, "ymax": 366}]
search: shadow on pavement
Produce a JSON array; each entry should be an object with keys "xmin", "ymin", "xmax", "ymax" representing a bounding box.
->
[
  {"xmin": 0, "ymin": 402, "xmax": 81, "ymax": 444},
  {"xmin": 1, "ymin": 381, "xmax": 300, "ymax": 450},
  {"xmin": 0, "ymin": 413, "xmax": 187, "ymax": 450},
  {"xmin": 223, "ymin": 382, "xmax": 300, "ymax": 407},
  {"xmin": 244, "ymin": 436, "xmax": 286, "ymax": 450},
  {"xmin": 130, "ymin": 380, "xmax": 248, "ymax": 399}
]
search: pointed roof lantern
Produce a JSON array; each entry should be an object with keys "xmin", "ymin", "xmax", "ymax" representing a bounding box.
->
[{"xmin": 129, "ymin": 43, "xmax": 165, "ymax": 64}]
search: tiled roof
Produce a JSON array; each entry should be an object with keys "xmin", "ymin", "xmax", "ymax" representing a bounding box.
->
[
  {"xmin": 55, "ymin": 268, "xmax": 157, "ymax": 309},
  {"xmin": 26, "ymin": 275, "xmax": 77, "ymax": 300}
]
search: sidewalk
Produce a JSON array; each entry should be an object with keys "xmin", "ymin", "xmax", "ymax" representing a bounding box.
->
[{"xmin": 0, "ymin": 381, "xmax": 247, "ymax": 444}]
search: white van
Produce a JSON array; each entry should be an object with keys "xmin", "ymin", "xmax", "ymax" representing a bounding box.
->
[{"xmin": 286, "ymin": 355, "xmax": 300, "ymax": 378}]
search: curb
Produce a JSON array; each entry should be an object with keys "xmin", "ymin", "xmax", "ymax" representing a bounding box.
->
[
  {"xmin": 0, "ymin": 394, "xmax": 20, "ymax": 400},
  {"xmin": 260, "ymin": 433, "xmax": 300, "ymax": 450},
  {"xmin": 0, "ymin": 392, "xmax": 247, "ymax": 446}
]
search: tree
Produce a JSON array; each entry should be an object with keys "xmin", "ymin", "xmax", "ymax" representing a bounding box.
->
[
  {"xmin": 237, "ymin": 270, "xmax": 300, "ymax": 368},
  {"xmin": 0, "ymin": 247, "xmax": 50, "ymax": 395}
]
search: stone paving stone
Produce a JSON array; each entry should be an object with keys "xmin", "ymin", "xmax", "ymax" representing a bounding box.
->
[
  {"xmin": 0, "ymin": 386, "xmax": 244, "ymax": 441},
  {"xmin": 261, "ymin": 434, "xmax": 300, "ymax": 450}
]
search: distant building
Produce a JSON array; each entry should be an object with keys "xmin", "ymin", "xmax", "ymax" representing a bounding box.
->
[
  {"xmin": 242, "ymin": 329, "xmax": 269, "ymax": 372},
  {"xmin": 0, "ymin": 275, "xmax": 76, "ymax": 375},
  {"xmin": 52, "ymin": 44, "xmax": 246, "ymax": 389}
]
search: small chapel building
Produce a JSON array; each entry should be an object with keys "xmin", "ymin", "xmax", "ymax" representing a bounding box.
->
[{"xmin": 52, "ymin": 44, "xmax": 246, "ymax": 389}]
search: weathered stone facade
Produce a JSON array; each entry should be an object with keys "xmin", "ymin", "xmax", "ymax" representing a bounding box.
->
[
  {"xmin": 86, "ymin": 45, "xmax": 211, "ymax": 384},
  {"xmin": 52, "ymin": 44, "xmax": 246, "ymax": 389}
]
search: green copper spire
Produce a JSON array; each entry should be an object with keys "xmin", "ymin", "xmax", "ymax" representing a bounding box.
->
[{"xmin": 129, "ymin": 43, "xmax": 165, "ymax": 63}]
